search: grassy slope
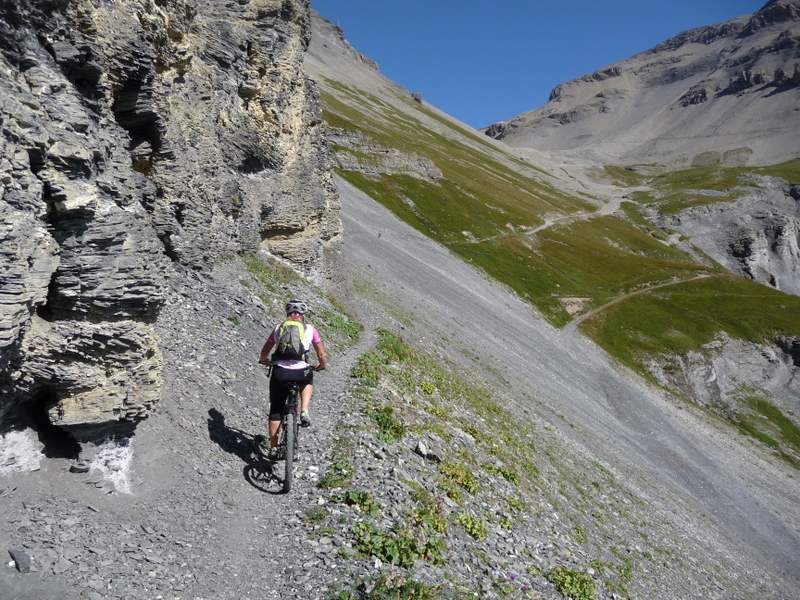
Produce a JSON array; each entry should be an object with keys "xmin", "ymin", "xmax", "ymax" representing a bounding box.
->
[
  {"xmin": 319, "ymin": 330, "xmax": 728, "ymax": 599},
  {"xmin": 320, "ymin": 78, "xmax": 800, "ymax": 385}
]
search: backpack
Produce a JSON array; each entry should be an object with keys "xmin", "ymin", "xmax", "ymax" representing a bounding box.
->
[{"xmin": 273, "ymin": 319, "xmax": 309, "ymax": 361}]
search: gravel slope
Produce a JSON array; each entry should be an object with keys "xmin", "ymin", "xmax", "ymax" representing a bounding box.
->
[
  {"xmin": 0, "ymin": 261, "xmax": 371, "ymax": 599},
  {"xmin": 337, "ymin": 175, "xmax": 800, "ymax": 591}
]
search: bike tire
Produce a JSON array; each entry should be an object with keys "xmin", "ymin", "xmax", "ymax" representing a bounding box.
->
[{"xmin": 283, "ymin": 407, "xmax": 295, "ymax": 493}]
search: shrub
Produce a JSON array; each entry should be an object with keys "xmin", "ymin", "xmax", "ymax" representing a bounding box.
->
[
  {"xmin": 507, "ymin": 496, "xmax": 527, "ymax": 512},
  {"xmin": 317, "ymin": 459, "xmax": 353, "ymax": 489},
  {"xmin": 334, "ymin": 490, "xmax": 380, "ymax": 516},
  {"xmin": 440, "ymin": 461, "xmax": 479, "ymax": 494},
  {"xmin": 483, "ymin": 463, "xmax": 520, "ymax": 485},
  {"xmin": 574, "ymin": 524, "xmax": 588, "ymax": 544},
  {"xmin": 455, "ymin": 512, "xmax": 488, "ymax": 541},
  {"xmin": 352, "ymin": 351, "xmax": 386, "ymax": 386},
  {"xmin": 304, "ymin": 506, "xmax": 327, "ymax": 524},
  {"xmin": 331, "ymin": 574, "xmax": 439, "ymax": 599},
  {"xmin": 420, "ymin": 380, "xmax": 436, "ymax": 395},
  {"xmin": 352, "ymin": 522, "xmax": 445, "ymax": 568},
  {"xmin": 546, "ymin": 567, "xmax": 597, "ymax": 600},
  {"xmin": 370, "ymin": 405, "xmax": 405, "ymax": 442}
]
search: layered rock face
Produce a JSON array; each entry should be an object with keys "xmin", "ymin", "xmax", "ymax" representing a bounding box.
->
[
  {"xmin": 484, "ymin": 0, "xmax": 800, "ymax": 166},
  {"xmin": 0, "ymin": 0, "xmax": 339, "ymax": 437},
  {"xmin": 328, "ymin": 129, "xmax": 443, "ymax": 182}
]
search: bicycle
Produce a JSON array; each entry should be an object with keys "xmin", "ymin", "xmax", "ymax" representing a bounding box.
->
[{"xmin": 258, "ymin": 364, "xmax": 315, "ymax": 493}]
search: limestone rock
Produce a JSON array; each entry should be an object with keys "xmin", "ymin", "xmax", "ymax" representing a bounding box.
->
[
  {"xmin": 0, "ymin": 0, "xmax": 340, "ymax": 435},
  {"xmin": 328, "ymin": 129, "xmax": 443, "ymax": 182}
]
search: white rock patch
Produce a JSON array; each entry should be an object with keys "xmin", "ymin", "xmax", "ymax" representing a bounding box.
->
[
  {"xmin": 90, "ymin": 440, "xmax": 134, "ymax": 494},
  {"xmin": 0, "ymin": 428, "xmax": 43, "ymax": 475}
]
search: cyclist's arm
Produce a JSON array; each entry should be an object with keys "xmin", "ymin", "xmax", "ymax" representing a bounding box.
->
[
  {"xmin": 259, "ymin": 337, "xmax": 275, "ymax": 364},
  {"xmin": 312, "ymin": 340, "xmax": 328, "ymax": 370}
]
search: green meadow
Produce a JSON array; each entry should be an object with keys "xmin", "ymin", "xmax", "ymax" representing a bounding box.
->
[{"xmin": 320, "ymin": 78, "xmax": 800, "ymax": 376}]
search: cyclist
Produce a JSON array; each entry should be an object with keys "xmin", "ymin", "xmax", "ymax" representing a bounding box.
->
[{"xmin": 258, "ymin": 299, "xmax": 327, "ymax": 459}]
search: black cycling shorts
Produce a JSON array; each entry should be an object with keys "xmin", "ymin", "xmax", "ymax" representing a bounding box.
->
[{"xmin": 269, "ymin": 366, "xmax": 313, "ymax": 421}]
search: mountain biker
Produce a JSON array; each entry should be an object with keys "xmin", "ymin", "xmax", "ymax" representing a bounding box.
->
[{"xmin": 258, "ymin": 299, "xmax": 327, "ymax": 458}]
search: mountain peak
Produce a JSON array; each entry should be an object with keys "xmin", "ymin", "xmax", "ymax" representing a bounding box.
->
[
  {"xmin": 483, "ymin": 1, "xmax": 800, "ymax": 166},
  {"xmin": 748, "ymin": 0, "xmax": 800, "ymax": 32}
]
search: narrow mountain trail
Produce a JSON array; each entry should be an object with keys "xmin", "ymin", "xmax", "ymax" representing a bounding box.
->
[
  {"xmin": 0, "ymin": 265, "xmax": 378, "ymax": 600},
  {"xmin": 450, "ymin": 187, "xmax": 626, "ymax": 247},
  {"xmin": 564, "ymin": 273, "xmax": 712, "ymax": 332},
  {"xmin": 337, "ymin": 175, "xmax": 800, "ymax": 593},
  {"xmin": 147, "ymin": 307, "xmax": 380, "ymax": 600}
]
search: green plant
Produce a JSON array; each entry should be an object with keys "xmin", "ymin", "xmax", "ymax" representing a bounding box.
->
[
  {"xmin": 318, "ymin": 308, "xmax": 363, "ymax": 342},
  {"xmin": 317, "ymin": 459, "xmax": 353, "ymax": 489},
  {"xmin": 369, "ymin": 404, "xmax": 405, "ymax": 443},
  {"xmin": 330, "ymin": 574, "xmax": 440, "ymax": 600},
  {"xmin": 438, "ymin": 478, "xmax": 462, "ymax": 503},
  {"xmin": 420, "ymin": 380, "xmax": 437, "ymax": 395},
  {"xmin": 335, "ymin": 547, "xmax": 355, "ymax": 560},
  {"xmin": 227, "ymin": 315, "xmax": 241, "ymax": 327},
  {"xmin": 455, "ymin": 512, "xmax": 488, "ymax": 541},
  {"xmin": 483, "ymin": 463, "xmax": 520, "ymax": 485},
  {"xmin": 440, "ymin": 461, "xmax": 479, "ymax": 494},
  {"xmin": 351, "ymin": 351, "xmax": 386, "ymax": 387},
  {"xmin": 574, "ymin": 524, "xmax": 588, "ymax": 544},
  {"xmin": 425, "ymin": 403, "xmax": 449, "ymax": 419},
  {"xmin": 352, "ymin": 522, "xmax": 445, "ymax": 567},
  {"xmin": 409, "ymin": 487, "xmax": 448, "ymax": 534},
  {"xmin": 507, "ymin": 496, "xmax": 527, "ymax": 512},
  {"xmin": 304, "ymin": 506, "xmax": 327, "ymax": 524},
  {"xmin": 588, "ymin": 559, "xmax": 606, "ymax": 575},
  {"xmin": 243, "ymin": 253, "xmax": 298, "ymax": 292},
  {"xmin": 523, "ymin": 462, "xmax": 540, "ymax": 479},
  {"xmin": 546, "ymin": 567, "xmax": 597, "ymax": 600},
  {"xmin": 499, "ymin": 516, "xmax": 513, "ymax": 531},
  {"xmin": 334, "ymin": 490, "xmax": 380, "ymax": 516}
]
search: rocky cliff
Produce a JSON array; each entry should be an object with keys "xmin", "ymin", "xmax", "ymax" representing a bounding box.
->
[
  {"xmin": 0, "ymin": 0, "xmax": 340, "ymax": 439},
  {"xmin": 485, "ymin": 0, "xmax": 800, "ymax": 166}
]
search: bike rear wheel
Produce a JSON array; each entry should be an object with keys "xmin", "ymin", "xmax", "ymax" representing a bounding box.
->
[{"xmin": 283, "ymin": 407, "xmax": 296, "ymax": 493}]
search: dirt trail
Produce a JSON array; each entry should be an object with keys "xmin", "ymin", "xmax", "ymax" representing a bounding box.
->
[
  {"xmin": 564, "ymin": 273, "xmax": 712, "ymax": 332},
  {"xmin": 0, "ymin": 266, "xmax": 377, "ymax": 600},
  {"xmin": 337, "ymin": 175, "xmax": 800, "ymax": 590},
  {"xmin": 450, "ymin": 183, "xmax": 626, "ymax": 247}
]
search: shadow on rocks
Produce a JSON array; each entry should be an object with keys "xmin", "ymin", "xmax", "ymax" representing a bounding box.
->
[{"xmin": 206, "ymin": 408, "xmax": 282, "ymax": 494}]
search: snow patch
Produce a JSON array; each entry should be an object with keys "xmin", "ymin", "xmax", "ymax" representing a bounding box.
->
[
  {"xmin": 0, "ymin": 429, "xmax": 44, "ymax": 475},
  {"xmin": 90, "ymin": 440, "xmax": 134, "ymax": 494}
]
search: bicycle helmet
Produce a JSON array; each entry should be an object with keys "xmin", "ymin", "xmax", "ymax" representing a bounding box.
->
[{"xmin": 285, "ymin": 299, "xmax": 307, "ymax": 315}]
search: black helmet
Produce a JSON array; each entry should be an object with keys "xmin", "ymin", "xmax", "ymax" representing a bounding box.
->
[{"xmin": 285, "ymin": 299, "xmax": 307, "ymax": 315}]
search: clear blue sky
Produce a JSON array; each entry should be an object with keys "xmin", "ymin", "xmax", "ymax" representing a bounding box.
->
[{"xmin": 312, "ymin": 0, "xmax": 764, "ymax": 128}]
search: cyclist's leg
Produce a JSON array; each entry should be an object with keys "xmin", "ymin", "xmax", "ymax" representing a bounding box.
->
[
  {"xmin": 269, "ymin": 369, "xmax": 289, "ymax": 447},
  {"xmin": 300, "ymin": 383, "xmax": 313, "ymax": 413},
  {"xmin": 299, "ymin": 368, "xmax": 315, "ymax": 425}
]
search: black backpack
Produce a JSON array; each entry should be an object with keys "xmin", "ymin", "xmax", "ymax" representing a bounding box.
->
[{"xmin": 273, "ymin": 319, "xmax": 309, "ymax": 361}]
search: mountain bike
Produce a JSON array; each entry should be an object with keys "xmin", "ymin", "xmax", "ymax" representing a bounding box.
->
[{"xmin": 257, "ymin": 364, "xmax": 309, "ymax": 493}]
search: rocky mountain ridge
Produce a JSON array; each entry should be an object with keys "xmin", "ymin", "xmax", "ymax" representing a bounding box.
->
[
  {"xmin": 0, "ymin": 0, "xmax": 340, "ymax": 439},
  {"xmin": 485, "ymin": 0, "xmax": 800, "ymax": 166}
]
